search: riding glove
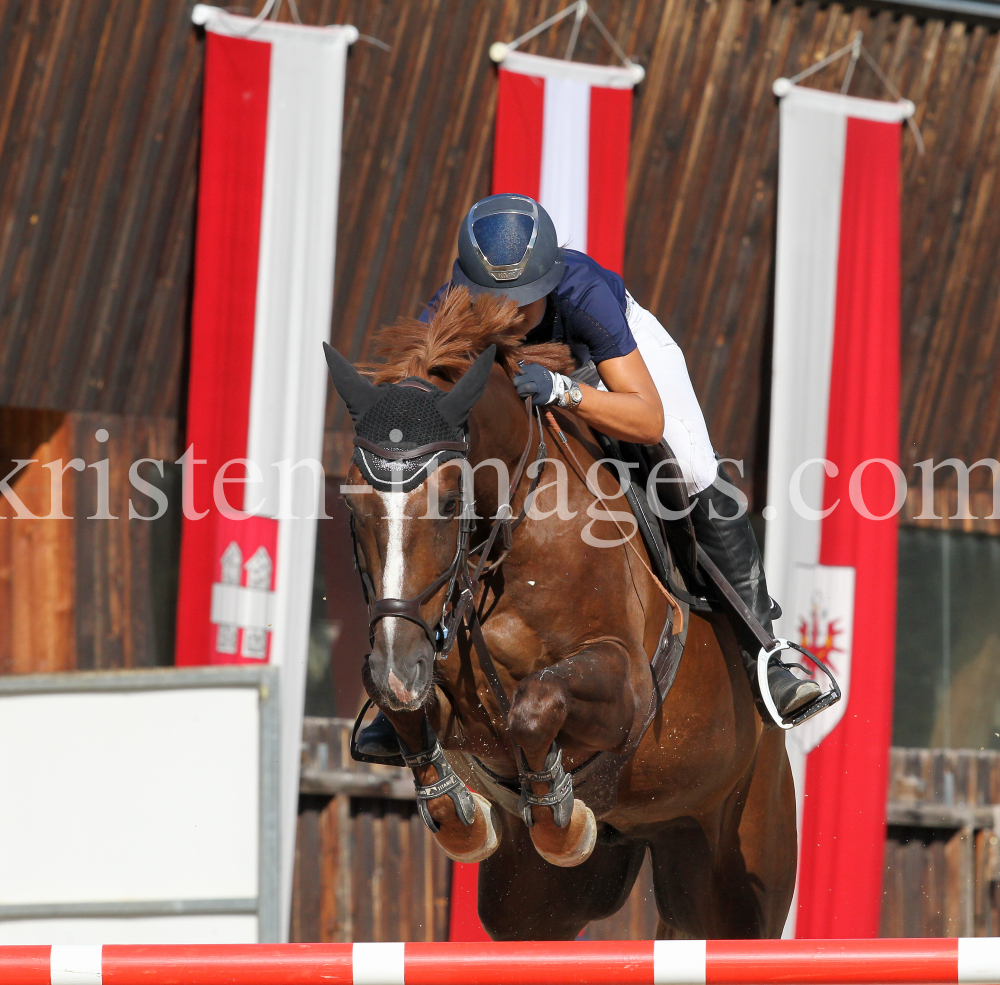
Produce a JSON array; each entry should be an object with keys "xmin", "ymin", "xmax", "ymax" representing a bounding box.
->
[{"xmin": 512, "ymin": 361, "xmax": 571, "ymax": 406}]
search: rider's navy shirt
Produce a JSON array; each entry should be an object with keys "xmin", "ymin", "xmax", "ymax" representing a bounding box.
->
[{"xmin": 420, "ymin": 249, "xmax": 636, "ymax": 367}]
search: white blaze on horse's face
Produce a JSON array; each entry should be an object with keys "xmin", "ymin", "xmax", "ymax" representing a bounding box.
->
[
  {"xmin": 376, "ymin": 488, "xmax": 413, "ymax": 653},
  {"xmin": 362, "ymin": 470, "xmax": 462, "ymax": 711}
]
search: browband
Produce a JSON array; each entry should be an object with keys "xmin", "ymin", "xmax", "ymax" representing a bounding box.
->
[{"xmin": 353, "ymin": 437, "xmax": 469, "ymax": 461}]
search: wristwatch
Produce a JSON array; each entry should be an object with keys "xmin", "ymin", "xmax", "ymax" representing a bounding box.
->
[{"xmin": 559, "ymin": 380, "xmax": 583, "ymax": 410}]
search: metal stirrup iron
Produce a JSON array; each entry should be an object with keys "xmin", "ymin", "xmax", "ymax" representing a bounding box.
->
[
  {"xmin": 757, "ymin": 638, "xmax": 842, "ymax": 730},
  {"xmin": 518, "ymin": 744, "xmax": 574, "ymax": 829},
  {"xmin": 399, "ymin": 728, "xmax": 477, "ymax": 833}
]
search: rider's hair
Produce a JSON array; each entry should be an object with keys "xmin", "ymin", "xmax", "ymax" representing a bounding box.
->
[{"xmin": 365, "ymin": 286, "xmax": 575, "ymax": 385}]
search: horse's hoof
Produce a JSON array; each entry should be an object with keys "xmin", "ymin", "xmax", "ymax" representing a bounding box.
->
[
  {"xmin": 531, "ymin": 800, "xmax": 597, "ymax": 868},
  {"xmin": 436, "ymin": 792, "xmax": 502, "ymax": 863}
]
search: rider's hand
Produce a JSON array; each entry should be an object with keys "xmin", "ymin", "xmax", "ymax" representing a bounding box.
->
[{"xmin": 512, "ymin": 361, "xmax": 570, "ymax": 406}]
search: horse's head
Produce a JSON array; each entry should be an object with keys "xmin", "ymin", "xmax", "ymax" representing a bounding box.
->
[{"xmin": 324, "ymin": 342, "xmax": 496, "ymax": 710}]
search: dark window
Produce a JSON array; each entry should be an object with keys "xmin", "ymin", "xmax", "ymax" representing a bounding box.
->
[{"xmin": 894, "ymin": 527, "xmax": 1000, "ymax": 749}]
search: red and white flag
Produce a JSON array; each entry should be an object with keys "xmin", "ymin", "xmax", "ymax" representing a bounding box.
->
[
  {"xmin": 764, "ymin": 82, "xmax": 912, "ymax": 938},
  {"xmin": 178, "ymin": 5, "xmax": 356, "ymax": 940},
  {"xmin": 491, "ymin": 50, "xmax": 642, "ymax": 274}
]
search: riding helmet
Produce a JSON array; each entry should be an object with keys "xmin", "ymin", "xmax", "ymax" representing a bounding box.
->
[{"xmin": 451, "ymin": 194, "xmax": 565, "ymax": 305}]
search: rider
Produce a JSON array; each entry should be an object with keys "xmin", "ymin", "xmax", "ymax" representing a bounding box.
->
[{"xmin": 356, "ymin": 194, "xmax": 820, "ymax": 760}]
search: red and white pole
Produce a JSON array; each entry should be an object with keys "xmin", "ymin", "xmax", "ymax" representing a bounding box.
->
[{"xmin": 3, "ymin": 939, "xmax": 1000, "ymax": 985}]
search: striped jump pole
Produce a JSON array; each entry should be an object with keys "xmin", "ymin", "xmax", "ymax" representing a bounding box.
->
[{"xmin": 4, "ymin": 939, "xmax": 1000, "ymax": 985}]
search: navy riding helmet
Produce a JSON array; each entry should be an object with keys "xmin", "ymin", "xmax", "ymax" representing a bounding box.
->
[{"xmin": 452, "ymin": 194, "xmax": 564, "ymax": 305}]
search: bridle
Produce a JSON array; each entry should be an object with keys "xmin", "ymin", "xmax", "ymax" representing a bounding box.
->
[{"xmin": 351, "ymin": 398, "xmax": 547, "ymax": 691}]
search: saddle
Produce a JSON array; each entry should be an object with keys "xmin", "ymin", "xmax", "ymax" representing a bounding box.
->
[
  {"xmin": 591, "ymin": 433, "xmax": 711, "ymax": 612},
  {"xmin": 568, "ymin": 360, "xmax": 708, "ymax": 610}
]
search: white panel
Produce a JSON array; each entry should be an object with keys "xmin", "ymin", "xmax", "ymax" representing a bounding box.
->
[
  {"xmin": 653, "ymin": 939, "xmax": 706, "ymax": 984},
  {"xmin": 51, "ymin": 944, "xmax": 102, "ymax": 985},
  {"xmin": 539, "ymin": 75, "xmax": 590, "ymax": 253},
  {"xmin": 241, "ymin": 27, "xmax": 352, "ymax": 942},
  {"xmin": 0, "ymin": 689, "xmax": 258, "ymax": 904},
  {"xmin": 0, "ymin": 915, "xmax": 258, "ymax": 945},
  {"xmin": 959, "ymin": 938, "xmax": 1000, "ymax": 982},
  {"xmin": 352, "ymin": 942, "xmax": 405, "ymax": 985}
]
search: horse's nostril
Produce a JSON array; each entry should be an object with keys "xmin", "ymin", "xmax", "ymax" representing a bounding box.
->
[
  {"xmin": 388, "ymin": 668, "xmax": 422, "ymax": 706},
  {"xmin": 369, "ymin": 643, "xmax": 431, "ymax": 711}
]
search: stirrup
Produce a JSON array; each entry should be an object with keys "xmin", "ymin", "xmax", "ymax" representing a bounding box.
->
[
  {"xmin": 518, "ymin": 744, "xmax": 574, "ymax": 829},
  {"xmin": 350, "ymin": 698, "xmax": 405, "ymax": 767},
  {"xmin": 757, "ymin": 639, "xmax": 842, "ymax": 730},
  {"xmin": 399, "ymin": 725, "xmax": 476, "ymax": 833}
]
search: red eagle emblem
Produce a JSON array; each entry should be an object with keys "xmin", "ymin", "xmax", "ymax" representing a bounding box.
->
[{"xmin": 798, "ymin": 600, "xmax": 844, "ymax": 669}]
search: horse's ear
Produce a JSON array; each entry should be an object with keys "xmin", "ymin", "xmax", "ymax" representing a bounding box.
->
[
  {"xmin": 437, "ymin": 344, "xmax": 497, "ymax": 428},
  {"xmin": 323, "ymin": 342, "xmax": 381, "ymax": 424}
]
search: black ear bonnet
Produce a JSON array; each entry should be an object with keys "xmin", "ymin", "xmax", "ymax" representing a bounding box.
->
[
  {"xmin": 352, "ymin": 379, "xmax": 467, "ymax": 492},
  {"xmin": 324, "ymin": 343, "xmax": 496, "ymax": 494}
]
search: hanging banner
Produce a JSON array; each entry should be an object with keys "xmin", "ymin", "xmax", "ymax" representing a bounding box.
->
[
  {"xmin": 765, "ymin": 82, "xmax": 910, "ymax": 938},
  {"xmin": 179, "ymin": 5, "xmax": 356, "ymax": 941},
  {"xmin": 492, "ymin": 50, "xmax": 639, "ymax": 274}
]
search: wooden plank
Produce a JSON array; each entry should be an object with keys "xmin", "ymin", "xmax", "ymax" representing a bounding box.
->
[
  {"xmin": 318, "ymin": 795, "xmax": 342, "ymax": 942},
  {"xmin": 887, "ymin": 802, "xmax": 996, "ymax": 828},
  {"xmin": 335, "ymin": 793, "xmax": 354, "ymax": 942},
  {"xmin": 352, "ymin": 800, "xmax": 374, "ymax": 943},
  {"xmin": 292, "ymin": 797, "xmax": 324, "ymax": 943},
  {"xmin": 0, "ymin": 409, "xmax": 75, "ymax": 673},
  {"xmin": 944, "ymin": 825, "xmax": 974, "ymax": 935},
  {"xmin": 67, "ymin": 411, "xmax": 179, "ymax": 670},
  {"xmin": 300, "ymin": 767, "xmax": 415, "ymax": 800}
]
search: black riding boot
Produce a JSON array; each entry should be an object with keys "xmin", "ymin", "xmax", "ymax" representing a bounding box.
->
[
  {"xmin": 690, "ymin": 462, "xmax": 821, "ymax": 722},
  {"xmin": 354, "ymin": 710, "xmax": 405, "ymax": 766}
]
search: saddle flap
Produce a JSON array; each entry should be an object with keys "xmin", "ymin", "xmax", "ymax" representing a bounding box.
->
[{"xmin": 592, "ymin": 432, "xmax": 702, "ymax": 597}]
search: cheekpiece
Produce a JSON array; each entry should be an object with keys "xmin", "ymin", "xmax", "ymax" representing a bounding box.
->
[{"xmin": 352, "ymin": 378, "xmax": 469, "ymax": 493}]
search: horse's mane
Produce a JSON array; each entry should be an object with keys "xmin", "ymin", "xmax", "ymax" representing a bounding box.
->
[{"xmin": 366, "ymin": 286, "xmax": 575, "ymax": 385}]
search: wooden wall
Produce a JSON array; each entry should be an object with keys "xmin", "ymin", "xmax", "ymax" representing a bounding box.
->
[
  {"xmin": 0, "ymin": 408, "xmax": 181, "ymax": 672},
  {"xmin": 293, "ymin": 717, "xmax": 452, "ymax": 942},
  {"xmin": 293, "ymin": 726, "xmax": 1000, "ymax": 941},
  {"xmin": 0, "ymin": 1, "xmax": 200, "ymax": 418},
  {"xmin": 2, "ymin": 0, "xmax": 999, "ymax": 505},
  {"xmin": 2, "ymin": 0, "xmax": 998, "ymax": 673},
  {"xmin": 883, "ymin": 747, "xmax": 1000, "ymax": 937}
]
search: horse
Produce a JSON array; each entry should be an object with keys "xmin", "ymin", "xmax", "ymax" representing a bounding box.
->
[{"xmin": 325, "ymin": 287, "xmax": 797, "ymax": 940}]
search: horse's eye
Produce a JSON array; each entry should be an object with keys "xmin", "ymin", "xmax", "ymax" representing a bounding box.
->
[{"xmin": 442, "ymin": 498, "xmax": 458, "ymax": 516}]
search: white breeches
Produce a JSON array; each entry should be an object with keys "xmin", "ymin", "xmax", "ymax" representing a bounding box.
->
[{"xmin": 599, "ymin": 294, "xmax": 719, "ymax": 496}]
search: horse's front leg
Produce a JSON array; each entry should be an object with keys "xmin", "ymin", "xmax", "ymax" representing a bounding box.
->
[
  {"xmin": 382, "ymin": 701, "xmax": 502, "ymax": 864},
  {"xmin": 508, "ymin": 641, "xmax": 637, "ymax": 867}
]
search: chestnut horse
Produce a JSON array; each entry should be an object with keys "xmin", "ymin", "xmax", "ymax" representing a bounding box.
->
[{"xmin": 327, "ymin": 289, "xmax": 796, "ymax": 940}]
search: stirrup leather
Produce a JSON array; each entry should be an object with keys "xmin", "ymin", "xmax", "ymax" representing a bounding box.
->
[
  {"xmin": 757, "ymin": 638, "xmax": 842, "ymax": 729},
  {"xmin": 399, "ymin": 729, "xmax": 477, "ymax": 834},
  {"xmin": 518, "ymin": 744, "xmax": 574, "ymax": 829}
]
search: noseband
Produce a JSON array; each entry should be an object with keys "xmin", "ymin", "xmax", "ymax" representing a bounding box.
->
[{"xmin": 351, "ymin": 398, "xmax": 546, "ymax": 657}]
